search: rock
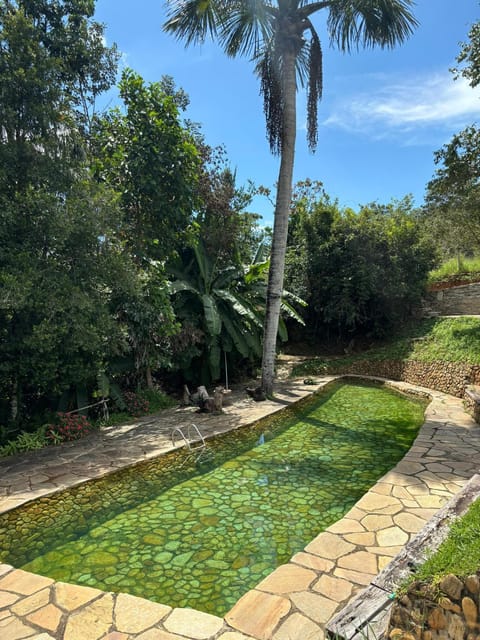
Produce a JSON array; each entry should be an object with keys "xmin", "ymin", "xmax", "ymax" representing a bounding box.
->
[
  {"xmin": 462, "ymin": 597, "xmax": 478, "ymax": 629},
  {"xmin": 439, "ymin": 597, "xmax": 462, "ymax": 614},
  {"xmin": 422, "ymin": 631, "xmax": 432, "ymax": 640},
  {"xmin": 390, "ymin": 632, "xmax": 416, "ymax": 640},
  {"xmin": 412, "ymin": 624, "xmax": 423, "ymax": 639},
  {"xmin": 465, "ymin": 575, "xmax": 480, "ymax": 596},
  {"xmin": 391, "ymin": 604, "xmax": 412, "ymax": 628},
  {"xmin": 427, "ymin": 608, "xmax": 447, "ymax": 630},
  {"xmin": 440, "ymin": 574, "xmax": 464, "ymax": 601},
  {"xmin": 447, "ymin": 613, "xmax": 466, "ymax": 640}
]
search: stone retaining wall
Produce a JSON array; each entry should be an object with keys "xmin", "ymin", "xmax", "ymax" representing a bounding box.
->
[
  {"xmin": 326, "ymin": 360, "xmax": 480, "ymax": 399},
  {"xmin": 388, "ymin": 573, "xmax": 480, "ymax": 640},
  {"xmin": 465, "ymin": 388, "xmax": 480, "ymax": 424},
  {"xmin": 425, "ymin": 282, "xmax": 480, "ymax": 315},
  {"xmin": 323, "ymin": 360, "xmax": 480, "ymax": 423}
]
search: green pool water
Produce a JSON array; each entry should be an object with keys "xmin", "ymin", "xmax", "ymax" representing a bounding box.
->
[{"xmin": 2, "ymin": 381, "xmax": 426, "ymax": 616}]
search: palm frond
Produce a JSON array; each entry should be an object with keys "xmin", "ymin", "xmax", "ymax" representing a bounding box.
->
[
  {"xmin": 163, "ymin": 0, "xmax": 223, "ymax": 45},
  {"xmin": 326, "ymin": 0, "xmax": 418, "ymax": 52},
  {"xmin": 219, "ymin": 0, "xmax": 274, "ymax": 58}
]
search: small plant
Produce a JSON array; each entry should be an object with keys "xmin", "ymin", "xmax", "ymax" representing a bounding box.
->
[
  {"xmin": 137, "ymin": 388, "xmax": 176, "ymax": 412},
  {"xmin": 46, "ymin": 412, "xmax": 93, "ymax": 443},
  {"xmin": 123, "ymin": 391, "xmax": 150, "ymax": 417},
  {"xmin": 0, "ymin": 427, "xmax": 48, "ymax": 457}
]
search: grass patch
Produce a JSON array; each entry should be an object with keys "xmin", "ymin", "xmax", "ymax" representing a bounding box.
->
[
  {"xmin": 429, "ymin": 255, "xmax": 480, "ymax": 285},
  {"xmin": 291, "ymin": 317, "xmax": 480, "ymax": 377},
  {"xmin": 412, "ymin": 497, "xmax": 480, "ymax": 580}
]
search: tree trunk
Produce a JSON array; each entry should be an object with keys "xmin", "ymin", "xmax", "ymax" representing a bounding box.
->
[
  {"xmin": 261, "ymin": 49, "xmax": 297, "ymax": 396},
  {"xmin": 145, "ymin": 365, "xmax": 154, "ymax": 389},
  {"xmin": 10, "ymin": 377, "xmax": 19, "ymax": 422}
]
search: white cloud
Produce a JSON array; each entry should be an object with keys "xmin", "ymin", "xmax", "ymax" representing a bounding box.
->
[{"xmin": 323, "ymin": 72, "xmax": 480, "ymax": 142}]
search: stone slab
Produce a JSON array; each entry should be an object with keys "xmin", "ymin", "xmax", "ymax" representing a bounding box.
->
[{"xmin": 226, "ymin": 590, "xmax": 291, "ymax": 640}]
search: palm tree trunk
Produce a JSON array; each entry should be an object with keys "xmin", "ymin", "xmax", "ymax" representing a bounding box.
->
[{"xmin": 261, "ymin": 49, "xmax": 297, "ymax": 396}]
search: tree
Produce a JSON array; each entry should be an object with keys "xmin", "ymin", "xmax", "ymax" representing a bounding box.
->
[
  {"xmin": 424, "ymin": 13, "xmax": 480, "ymax": 256},
  {"xmin": 164, "ymin": 0, "xmax": 418, "ymax": 394},
  {"xmin": 284, "ymin": 189, "xmax": 435, "ymax": 341},
  {"xmin": 0, "ymin": 0, "xmax": 120, "ymax": 427},
  {"xmin": 424, "ymin": 126, "xmax": 480, "ymax": 255},
  {"xmin": 194, "ymin": 142, "xmax": 263, "ymax": 267},
  {"xmin": 93, "ymin": 69, "xmax": 200, "ymax": 262},
  {"xmin": 451, "ymin": 11, "xmax": 480, "ymax": 88},
  {"xmin": 168, "ymin": 239, "xmax": 266, "ymax": 383}
]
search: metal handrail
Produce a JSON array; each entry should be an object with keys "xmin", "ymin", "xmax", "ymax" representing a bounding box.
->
[{"xmin": 171, "ymin": 423, "xmax": 206, "ymax": 450}]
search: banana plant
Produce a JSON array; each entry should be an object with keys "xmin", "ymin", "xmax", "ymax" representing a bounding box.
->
[{"xmin": 168, "ymin": 240, "xmax": 305, "ymax": 383}]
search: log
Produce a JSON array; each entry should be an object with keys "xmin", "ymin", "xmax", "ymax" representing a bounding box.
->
[
  {"xmin": 213, "ymin": 387, "xmax": 224, "ymax": 412},
  {"xmin": 246, "ymin": 386, "xmax": 267, "ymax": 401},
  {"xmin": 326, "ymin": 474, "xmax": 480, "ymax": 640}
]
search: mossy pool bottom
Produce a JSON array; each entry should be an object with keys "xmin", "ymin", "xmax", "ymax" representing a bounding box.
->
[{"xmin": 9, "ymin": 382, "xmax": 426, "ymax": 616}]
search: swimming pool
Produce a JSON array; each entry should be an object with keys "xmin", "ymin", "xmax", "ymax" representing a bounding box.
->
[{"xmin": 0, "ymin": 380, "xmax": 426, "ymax": 616}]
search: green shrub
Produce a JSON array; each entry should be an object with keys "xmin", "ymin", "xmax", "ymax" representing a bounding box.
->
[
  {"xmin": 0, "ymin": 427, "xmax": 48, "ymax": 457},
  {"xmin": 137, "ymin": 388, "xmax": 176, "ymax": 412},
  {"xmin": 46, "ymin": 413, "xmax": 94, "ymax": 444},
  {"xmin": 123, "ymin": 391, "xmax": 150, "ymax": 416}
]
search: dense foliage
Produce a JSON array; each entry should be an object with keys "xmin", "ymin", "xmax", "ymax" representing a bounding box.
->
[
  {"xmin": 423, "ymin": 12, "xmax": 480, "ymax": 257},
  {"xmin": 0, "ymin": 0, "xmax": 122, "ymax": 430},
  {"xmin": 284, "ymin": 184, "xmax": 435, "ymax": 342},
  {"xmin": 0, "ymin": 0, "xmax": 277, "ymax": 440},
  {"xmin": 0, "ymin": 0, "xmax": 448, "ymax": 450}
]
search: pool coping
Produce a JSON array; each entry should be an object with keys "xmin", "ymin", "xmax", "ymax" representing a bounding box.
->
[{"xmin": 0, "ymin": 375, "xmax": 479, "ymax": 640}]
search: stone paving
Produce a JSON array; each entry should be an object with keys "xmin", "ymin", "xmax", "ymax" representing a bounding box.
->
[{"xmin": 0, "ymin": 376, "xmax": 479, "ymax": 640}]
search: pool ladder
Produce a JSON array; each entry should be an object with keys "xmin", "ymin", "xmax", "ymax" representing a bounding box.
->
[{"xmin": 171, "ymin": 424, "xmax": 209, "ymax": 465}]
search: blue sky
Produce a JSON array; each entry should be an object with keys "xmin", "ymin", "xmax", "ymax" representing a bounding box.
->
[{"xmin": 94, "ymin": 1, "xmax": 480, "ymax": 223}]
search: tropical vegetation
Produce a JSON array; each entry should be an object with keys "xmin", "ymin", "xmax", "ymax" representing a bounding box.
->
[
  {"xmin": 0, "ymin": 0, "xmax": 479, "ymax": 455},
  {"xmin": 164, "ymin": 0, "xmax": 419, "ymax": 394},
  {"xmin": 291, "ymin": 317, "xmax": 480, "ymax": 378}
]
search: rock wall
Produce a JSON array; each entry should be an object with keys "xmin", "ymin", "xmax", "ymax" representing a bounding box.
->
[
  {"xmin": 388, "ymin": 573, "xmax": 480, "ymax": 640},
  {"xmin": 425, "ymin": 283, "xmax": 480, "ymax": 316},
  {"xmin": 464, "ymin": 388, "xmax": 480, "ymax": 424},
  {"xmin": 327, "ymin": 359, "xmax": 480, "ymax": 399}
]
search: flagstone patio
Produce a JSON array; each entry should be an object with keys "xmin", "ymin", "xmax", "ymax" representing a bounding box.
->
[{"xmin": 0, "ymin": 375, "xmax": 479, "ymax": 640}]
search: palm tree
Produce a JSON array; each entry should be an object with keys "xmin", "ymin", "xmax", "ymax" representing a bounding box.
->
[{"xmin": 164, "ymin": 0, "xmax": 418, "ymax": 395}]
